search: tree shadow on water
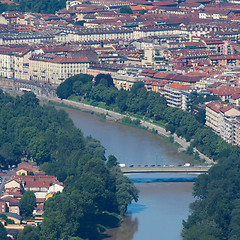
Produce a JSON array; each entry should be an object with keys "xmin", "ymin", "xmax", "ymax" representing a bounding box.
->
[{"xmin": 101, "ymin": 214, "xmax": 139, "ymax": 240}]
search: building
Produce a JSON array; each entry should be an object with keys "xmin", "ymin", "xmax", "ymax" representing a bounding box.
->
[
  {"xmin": 205, "ymin": 100, "xmax": 240, "ymax": 146},
  {"xmin": 29, "ymin": 53, "xmax": 90, "ymax": 84},
  {"xmin": 16, "ymin": 162, "xmax": 40, "ymax": 176},
  {"xmin": 164, "ymin": 82, "xmax": 193, "ymax": 111},
  {"xmin": 219, "ymin": 108, "xmax": 240, "ymax": 144},
  {"xmin": 205, "ymin": 101, "xmax": 230, "ymax": 134}
]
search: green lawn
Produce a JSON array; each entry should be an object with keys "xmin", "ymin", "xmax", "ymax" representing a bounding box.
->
[{"xmin": 68, "ymin": 95, "xmax": 80, "ymax": 102}]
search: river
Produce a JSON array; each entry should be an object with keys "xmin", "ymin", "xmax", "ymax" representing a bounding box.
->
[{"xmin": 57, "ymin": 106, "xmax": 195, "ymax": 240}]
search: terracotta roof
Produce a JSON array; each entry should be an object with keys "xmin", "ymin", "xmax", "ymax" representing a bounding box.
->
[
  {"xmin": 206, "ymin": 100, "xmax": 234, "ymax": 113},
  {"xmin": 166, "ymin": 82, "xmax": 191, "ymax": 90},
  {"xmin": 206, "ymin": 101, "xmax": 223, "ymax": 113},
  {"xmin": 210, "ymin": 86, "xmax": 240, "ymax": 96},
  {"xmin": 17, "ymin": 162, "xmax": 39, "ymax": 173},
  {"xmin": 231, "ymin": 93, "xmax": 240, "ymax": 100},
  {"xmin": 1, "ymin": 196, "xmax": 19, "ymax": 206},
  {"xmin": 208, "ymin": 82, "xmax": 223, "ymax": 88}
]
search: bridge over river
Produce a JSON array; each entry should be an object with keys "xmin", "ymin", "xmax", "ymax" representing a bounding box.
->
[{"xmin": 121, "ymin": 166, "xmax": 211, "ymax": 174}]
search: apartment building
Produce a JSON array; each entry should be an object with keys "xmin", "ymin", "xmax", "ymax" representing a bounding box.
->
[
  {"xmin": 14, "ymin": 48, "xmax": 32, "ymax": 80},
  {"xmin": 0, "ymin": 32, "xmax": 54, "ymax": 45},
  {"xmin": 164, "ymin": 82, "xmax": 192, "ymax": 111},
  {"xmin": 205, "ymin": 100, "xmax": 240, "ymax": 146},
  {"xmin": 68, "ymin": 27, "xmax": 133, "ymax": 42},
  {"xmin": 234, "ymin": 119, "xmax": 240, "ymax": 146},
  {"xmin": 29, "ymin": 54, "xmax": 89, "ymax": 84},
  {"xmin": 205, "ymin": 101, "xmax": 223, "ymax": 134},
  {"xmin": 0, "ymin": 47, "xmax": 14, "ymax": 78},
  {"xmin": 209, "ymin": 55, "xmax": 240, "ymax": 67},
  {"xmin": 219, "ymin": 108, "xmax": 240, "ymax": 144}
]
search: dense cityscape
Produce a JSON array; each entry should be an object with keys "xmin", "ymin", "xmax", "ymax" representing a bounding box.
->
[{"xmin": 0, "ymin": 0, "xmax": 240, "ymax": 239}]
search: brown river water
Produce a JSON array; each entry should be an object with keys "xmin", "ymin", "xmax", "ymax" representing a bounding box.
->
[{"xmin": 55, "ymin": 106, "xmax": 195, "ymax": 240}]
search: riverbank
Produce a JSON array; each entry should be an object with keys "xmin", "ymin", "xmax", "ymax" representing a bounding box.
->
[{"xmin": 43, "ymin": 96, "xmax": 213, "ymax": 165}]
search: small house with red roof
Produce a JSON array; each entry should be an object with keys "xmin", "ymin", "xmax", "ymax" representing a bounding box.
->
[{"xmin": 16, "ymin": 162, "xmax": 40, "ymax": 176}]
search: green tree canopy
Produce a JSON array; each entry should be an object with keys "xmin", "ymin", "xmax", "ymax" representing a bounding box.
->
[
  {"xmin": 17, "ymin": 225, "xmax": 40, "ymax": 240},
  {"xmin": 0, "ymin": 222, "xmax": 9, "ymax": 240},
  {"xmin": 19, "ymin": 191, "xmax": 36, "ymax": 219},
  {"xmin": 119, "ymin": 6, "xmax": 133, "ymax": 14}
]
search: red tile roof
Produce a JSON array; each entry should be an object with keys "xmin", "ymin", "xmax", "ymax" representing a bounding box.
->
[
  {"xmin": 166, "ymin": 82, "xmax": 191, "ymax": 90},
  {"xmin": 209, "ymin": 86, "xmax": 240, "ymax": 96},
  {"xmin": 206, "ymin": 100, "xmax": 234, "ymax": 113}
]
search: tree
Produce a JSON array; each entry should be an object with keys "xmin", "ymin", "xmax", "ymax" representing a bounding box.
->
[
  {"xmin": 17, "ymin": 225, "xmax": 40, "ymax": 240},
  {"xmin": 165, "ymin": 123, "xmax": 175, "ymax": 134},
  {"xmin": 27, "ymin": 136, "xmax": 51, "ymax": 164},
  {"xmin": 139, "ymin": 9, "xmax": 147, "ymax": 15},
  {"xmin": 106, "ymin": 155, "xmax": 118, "ymax": 168},
  {"xmin": 131, "ymin": 81, "xmax": 145, "ymax": 95},
  {"xmin": 56, "ymin": 82, "xmax": 73, "ymax": 99},
  {"xmin": 119, "ymin": 6, "xmax": 133, "ymax": 14},
  {"xmin": 0, "ymin": 222, "xmax": 9, "ymax": 240},
  {"xmin": 19, "ymin": 191, "xmax": 36, "ymax": 219},
  {"xmin": 75, "ymin": 20, "xmax": 86, "ymax": 26},
  {"xmin": 94, "ymin": 74, "xmax": 113, "ymax": 87},
  {"xmin": 20, "ymin": 92, "xmax": 39, "ymax": 106},
  {"xmin": 182, "ymin": 224, "xmax": 222, "ymax": 240}
]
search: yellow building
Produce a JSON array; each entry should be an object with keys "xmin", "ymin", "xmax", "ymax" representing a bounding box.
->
[{"xmin": 16, "ymin": 169, "xmax": 28, "ymax": 176}]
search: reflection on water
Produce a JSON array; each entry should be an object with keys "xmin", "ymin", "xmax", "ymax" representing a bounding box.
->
[
  {"xmin": 127, "ymin": 203, "xmax": 147, "ymax": 214},
  {"xmin": 131, "ymin": 177, "xmax": 196, "ymax": 183},
  {"xmin": 104, "ymin": 182, "xmax": 194, "ymax": 240},
  {"xmin": 103, "ymin": 215, "xmax": 138, "ymax": 240}
]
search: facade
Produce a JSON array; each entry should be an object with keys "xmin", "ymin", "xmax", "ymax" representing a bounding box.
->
[
  {"xmin": 29, "ymin": 54, "xmax": 90, "ymax": 84},
  {"xmin": 206, "ymin": 100, "xmax": 240, "ymax": 146},
  {"xmin": 68, "ymin": 27, "xmax": 133, "ymax": 42},
  {"xmin": 205, "ymin": 101, "xmax": 222, "ymax": 134},
  {"xmin": 5, "ymin": 180, "xmax": 22, "ymax": 190},
  {"xmin": 113, "ymin": 75, "xmax": 145, "ymax": 90},
  {"xmin": 234, "ymin": 119, "xmax": 240, "ymax": 146},
  {"xmin": 13, "ymin": 49, "xmax": 32, "ymax": 80},
  {"xmin": 0, "ymin": 32, "xmax": 54, "ymax": 45},
  {"xmin": 0, "ymin": 49, "xmax": 14, "ymax": 78},
  {"xmin": 1, "ymin": 197, "xmax": 20, "ymax": 215},
  {"xmin": 219, "ymin": 108, "xmax": 240, "ymax": 144},
  {"xmin": 164, "ymin": 82, "xmax": 192, "ymax": 111},
  {"xmin": 0, "ymin": 200, "xmax": 7, "ymax": 214}
]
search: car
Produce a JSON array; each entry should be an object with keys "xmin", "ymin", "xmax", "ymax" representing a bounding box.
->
[
  {"xmin": 151, "ymin": 165, "xmax": 155, "ymax": 167},
  {"xmin": 129, "ymin": 165, "xmax": 134, "ymax": 167},
  {"xmin": 144, "ymin": 165, "xmax": 148, "ymax": 167}
]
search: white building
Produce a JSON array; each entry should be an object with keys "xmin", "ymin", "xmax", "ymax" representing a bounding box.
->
[{"xmin": 164, "ymin": 82, "xmax": 192, "ymax": 111}]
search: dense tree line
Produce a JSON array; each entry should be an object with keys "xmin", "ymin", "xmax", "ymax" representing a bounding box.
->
[
  {"xmin": 57, "ymin": 73, "xmax": 240, "ymax": 239},
  {"xmin": 0, "ymin": 90, "xmax": 138, "ymax": 240},
  {"xmin": 0, "ymin": 0, "xmax": 65, "ymax": 14}
]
